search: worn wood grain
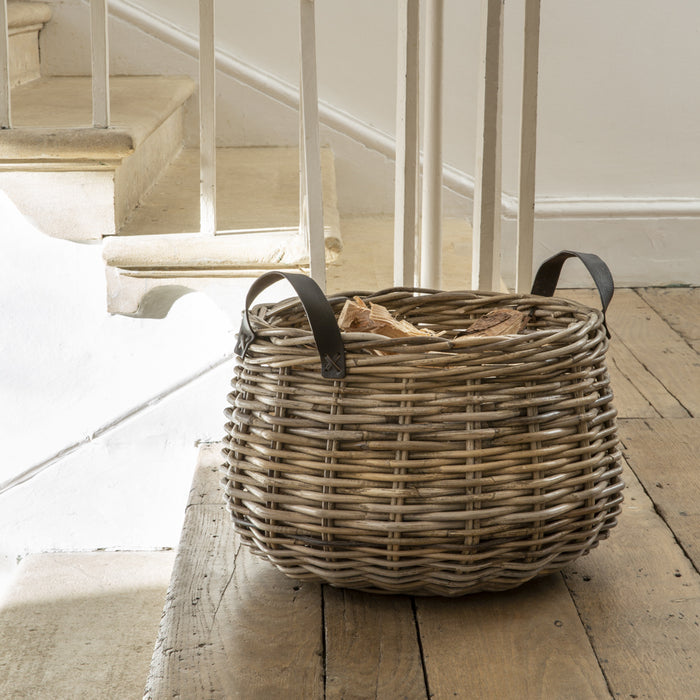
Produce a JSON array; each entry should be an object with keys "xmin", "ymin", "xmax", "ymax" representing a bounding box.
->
[
  {"xmin": 416, "ymin": 574, "xmax": 610, "ymax": 699},
  {"xmin": 145, "ymin": 501, "xmax": 324, "ymax": 699},
  {"xmin": 324, "ymin": 587, "xmax": 426, "ymax": 700},
  {"xmin": 564, "ymin": 289, "xmax": 691, "ymax": 418},
  {"xmin": 620, "ymin": 418, "xmax": 700, "ymax": 571},
  {"xmin": 602, "ymin": 289, "xmax": 698, "ymax": 415},
  {"xmin": 563, "ymin": 459, "xmax": 700, "ymax": 700},
  {"xmin": 188, "ymin": 442, "xmax": 225, "ymax": 505},
  {"xmin": 639, "ymin": 287, "xmax": 700, "ymax": 353}
]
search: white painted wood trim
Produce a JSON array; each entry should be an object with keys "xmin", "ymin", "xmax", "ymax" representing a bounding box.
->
[
  {"xmin": 299, "ymin": 0, "xmax": 326, "ymax": 291},
  {"xmin": 472, "ymin": 0, "xmax": 504, "ymax": 292},
  {"xmin": 198, "ymin": 0, "xmax": 216, "ymax": 236},
  {"xmin": 299, "ymin": 66, "xmax": 308, "ymax": 252},
  {"xmin": 0, "ymin": 0, "xmax": 10, "ymax": 129},
  {"xmin": 420, "ymin": 0, "xmax": 445, "ymax": 289},
  {"xmin": 90, "ymin": 0, "xmax": 110, "ymax": 128},
  {"xmin": 393, "ymin": 0, "xmax": 420, "ymax": 288},
  {"xmin": 515, "ymin": 0, "xmax": 540, "ymax": 294}
]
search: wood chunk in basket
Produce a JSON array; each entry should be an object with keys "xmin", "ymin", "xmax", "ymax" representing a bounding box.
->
[
  {"xmin": 463, "ymin": 308, "xmax": 528, "ymax": 336},
  {"xmin": 338, "ymin": 297, "xmax": 437, "ymax": 338},
  {"xmin": 338, "ymin": 297, "xmax": 527, "ymax": 342}
]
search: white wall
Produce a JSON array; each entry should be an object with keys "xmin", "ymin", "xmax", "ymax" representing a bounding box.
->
[
  {"xmin": 107, "ymin": 0, "xmax": 700, "ymax": 201},
  {"xmin": 0, "ymin": 192, "xmax": 241, "ymax": 590}
]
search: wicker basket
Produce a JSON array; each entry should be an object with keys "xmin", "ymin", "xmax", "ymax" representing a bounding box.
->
[{"xmin": 222, "ymin": 251, "xmax": 624, "ymax": 596}]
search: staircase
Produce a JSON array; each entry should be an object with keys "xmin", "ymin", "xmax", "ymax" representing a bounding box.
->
[{"xmin": 1, "ymin": 1, "xmax": 342, "ymax": 318}]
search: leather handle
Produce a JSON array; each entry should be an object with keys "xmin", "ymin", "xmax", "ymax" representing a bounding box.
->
[
  {"xmin": 235, "ymin": 271, "xmax": 346, "ymax": 379},
  {"xmin": 530, "ymin": 250, "xmax": 614, "ymax": 338}
]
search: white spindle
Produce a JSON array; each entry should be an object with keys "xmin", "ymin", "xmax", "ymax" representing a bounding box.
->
[
  {"xmin": 199, "ymin": 0, "xmax": 216, "ymax": 236},
  {"xmin": 420, "ymin": 0, "xmax": 444, "ymax": 289},
  {"xmin": 90, "ymin": 0, "xmax": 110, "ymax": 128},
  {"xmin": 299, "ymin": 0, "xmax": 326, "ymax": 291},
  {"xmin": 0, "ymin": 0, "xmax": 10, "ymax": 129},
  {"xmin": 515, "ymin": 0, "xmax": 541, "ymax": 293},
  {"xmin": 472, "ymin": 0, "xmax": 504, "ymax": 291},
  {"xmin": 393, "ymin": 0, "xmax": 420, "ymax": 288}
]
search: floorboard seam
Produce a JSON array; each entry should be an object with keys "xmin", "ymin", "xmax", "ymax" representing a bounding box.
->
[
  {"xmin": 411, "ymin": 597, "xmax": 432, "ymax": 700},
  {"xmin": 623, "ymin": 456, "xmax": 700, "ymax": 576},
  {"xmin": 614, "ymin": 334, "xmax": 693, "ymax": 418},
  {"xmin": 321, "ymin": 584, "xmax": 328, "ymax": 700},
  {"xmin": 634, "ymin": 288, "xmax": 700, "ymax": 354},
  {"xmin": 560, "ymin": 571, "xmax": 616, "ymax": 699}
]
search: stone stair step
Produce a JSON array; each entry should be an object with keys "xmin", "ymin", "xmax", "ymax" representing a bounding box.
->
[
  {"xmin": 0, "ymin": 76, "xmax": 194, "ymax": 241},
  {"xmin": 0, "ymin": 551, "xmax": 174, "ymax": 699},
  {"xmin": 7, "ymin": 1, "xmax": 51, "ymax": 87},
  {"xmin": 103, "ymin": 146, "xmax": 342, "ymax": 317}
]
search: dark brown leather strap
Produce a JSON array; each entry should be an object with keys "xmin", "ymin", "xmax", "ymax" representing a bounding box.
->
[
  {"xmin": 530, "ymin": 250, "xmax": 614, "ymax": 338},
  {"xmin": 235, "ymin": 271, "xmax": 346, "ymax": 379}
]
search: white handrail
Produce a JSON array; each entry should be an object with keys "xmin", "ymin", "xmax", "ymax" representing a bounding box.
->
[
  {"xmin": 393, "ymin": 0, "xmax": 420, "ymax": 288},
  {"xmin": 299, "ymin": 0, "xmax": 326, "ymax": 291},
  {"xmin": 419, "ymin": 0, "xmax": 444, "ymax": 289},
  {"xmin": 472, "ymin": 0, "xmax": 504, "ymax": 292},
  {"xmin": 515, "ymin": 0, "xmax": 541, "ymax": 293},
  {"xmin": 0, "ymin": 0, "xmax": 11, "ymax": 128},
  {"xmin": 90, "ymin": 0, "xmax": 110, "ymax": 128},
  {"xmin": 199, "ymin": 0, "xmax": 216, "ymax": 236}
]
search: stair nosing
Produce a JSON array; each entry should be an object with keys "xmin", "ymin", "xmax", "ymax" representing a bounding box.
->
[
  {"xmin": 7, "ymin": 2, "xmax": 51, "ymax": 31},
  {"xmin": 2, "ymin": 76, "xmax": 194, "ymax": 162}
]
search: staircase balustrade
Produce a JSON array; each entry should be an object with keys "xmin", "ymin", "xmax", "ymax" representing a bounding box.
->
[{"xmin": 0, "ymin": 0, "xmax": 541, "ymax": 293}]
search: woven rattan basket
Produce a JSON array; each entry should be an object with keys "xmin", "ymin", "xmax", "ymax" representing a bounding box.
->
[{"xmin": 222, "ymin": 251, "xmax": 624, "ymax": 596}]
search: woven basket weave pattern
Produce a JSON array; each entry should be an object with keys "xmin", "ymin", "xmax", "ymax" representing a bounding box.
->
[{"xmin": 222, "ymin": 290, "xmax": 624, "ymax": 596}]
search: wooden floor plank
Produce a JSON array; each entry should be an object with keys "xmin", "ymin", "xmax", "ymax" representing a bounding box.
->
[
  {"xmin": 324, "ymin": 587, "xmax": 427, "ymax": 700},
  {"xmin": 188, "ymin": 442, "xmax": 225, "ymax": 505},
  {"xmin": 564, "ymin": 289, "xmax": 692, "ymax": 418},
  {"xmin": 639, "ymin": 287, "xmax": 700, "ymax": 353},
  {"xmin": 620, "ymin": 418, "xmax": 700, "ymax": 571},
  {"xmin": 605, "ymin": 344, "xmax": 660, "ymax": 419},
  {"xmin": 145, "ymin": 458, "xmax": 324, "ymax": 699},
  {"xmin": 563, "ymin": 459, "xmax": 700, "ymax": 700},
  {"xmin": 416, "ymin": 574, "xmax": 610, "ymax": 699},
  {"xmin": 602, "ymin": 289, "xmax": 699, "ymax": 416}
]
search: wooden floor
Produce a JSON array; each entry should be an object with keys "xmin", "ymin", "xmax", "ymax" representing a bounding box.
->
[{"xmin": 145, "ymin": 287, "xmax": 700, "ymax": 700}]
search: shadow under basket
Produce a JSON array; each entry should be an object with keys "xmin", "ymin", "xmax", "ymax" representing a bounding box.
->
[{"xmin": 221, "ymin": 251, "xmax": 624, "ymax": 596}]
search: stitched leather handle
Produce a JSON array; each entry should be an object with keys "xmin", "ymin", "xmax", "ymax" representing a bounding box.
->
[
  {"xmin": 235, "ymin": 271, "xmax": 346, "ymax": 379},
  {"xmin": 530, "ymin": 250, "xmax": 614, "ymax": 338}
]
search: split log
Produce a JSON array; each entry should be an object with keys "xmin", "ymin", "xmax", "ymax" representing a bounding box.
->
[
  {"xmin": 338, "ymin": 297, "xmax": 436, "ymax": 338},
  {"xmin": 463, "ymin": 309, "xmax": 528, "ymax": 336}
]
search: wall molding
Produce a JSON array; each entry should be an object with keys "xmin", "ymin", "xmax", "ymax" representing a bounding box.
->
[{"xmin": 0, "ymin": 352, "xmax": 234, "ymax": 497}]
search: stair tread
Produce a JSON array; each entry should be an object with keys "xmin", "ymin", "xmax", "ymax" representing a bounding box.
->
[
  {"xmin": 1, "ymin": 76, "xmax": 194, "ymax": 161},
  {"xmin": 7, "ymin": 1, "xmax": 51, "ymax": 32},
  {"xmin": 106, "ymin": 147, "xmax": 342, "ymax": 269},
  {"xmin": 0, "ymin": 552, "xmax": 174, "ymax": 699}
]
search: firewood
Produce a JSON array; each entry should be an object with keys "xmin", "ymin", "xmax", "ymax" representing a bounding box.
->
[
  {"xmin": 462, "ymin": 308, "xmax": 527, "ymax": 336},
  {"xmin": 338, "ymin": 297, "xmax": 435, "ymax": 338},
  {"xmin": 338, "ymin": 298, "xmax": 527, "ymax": 342}
]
